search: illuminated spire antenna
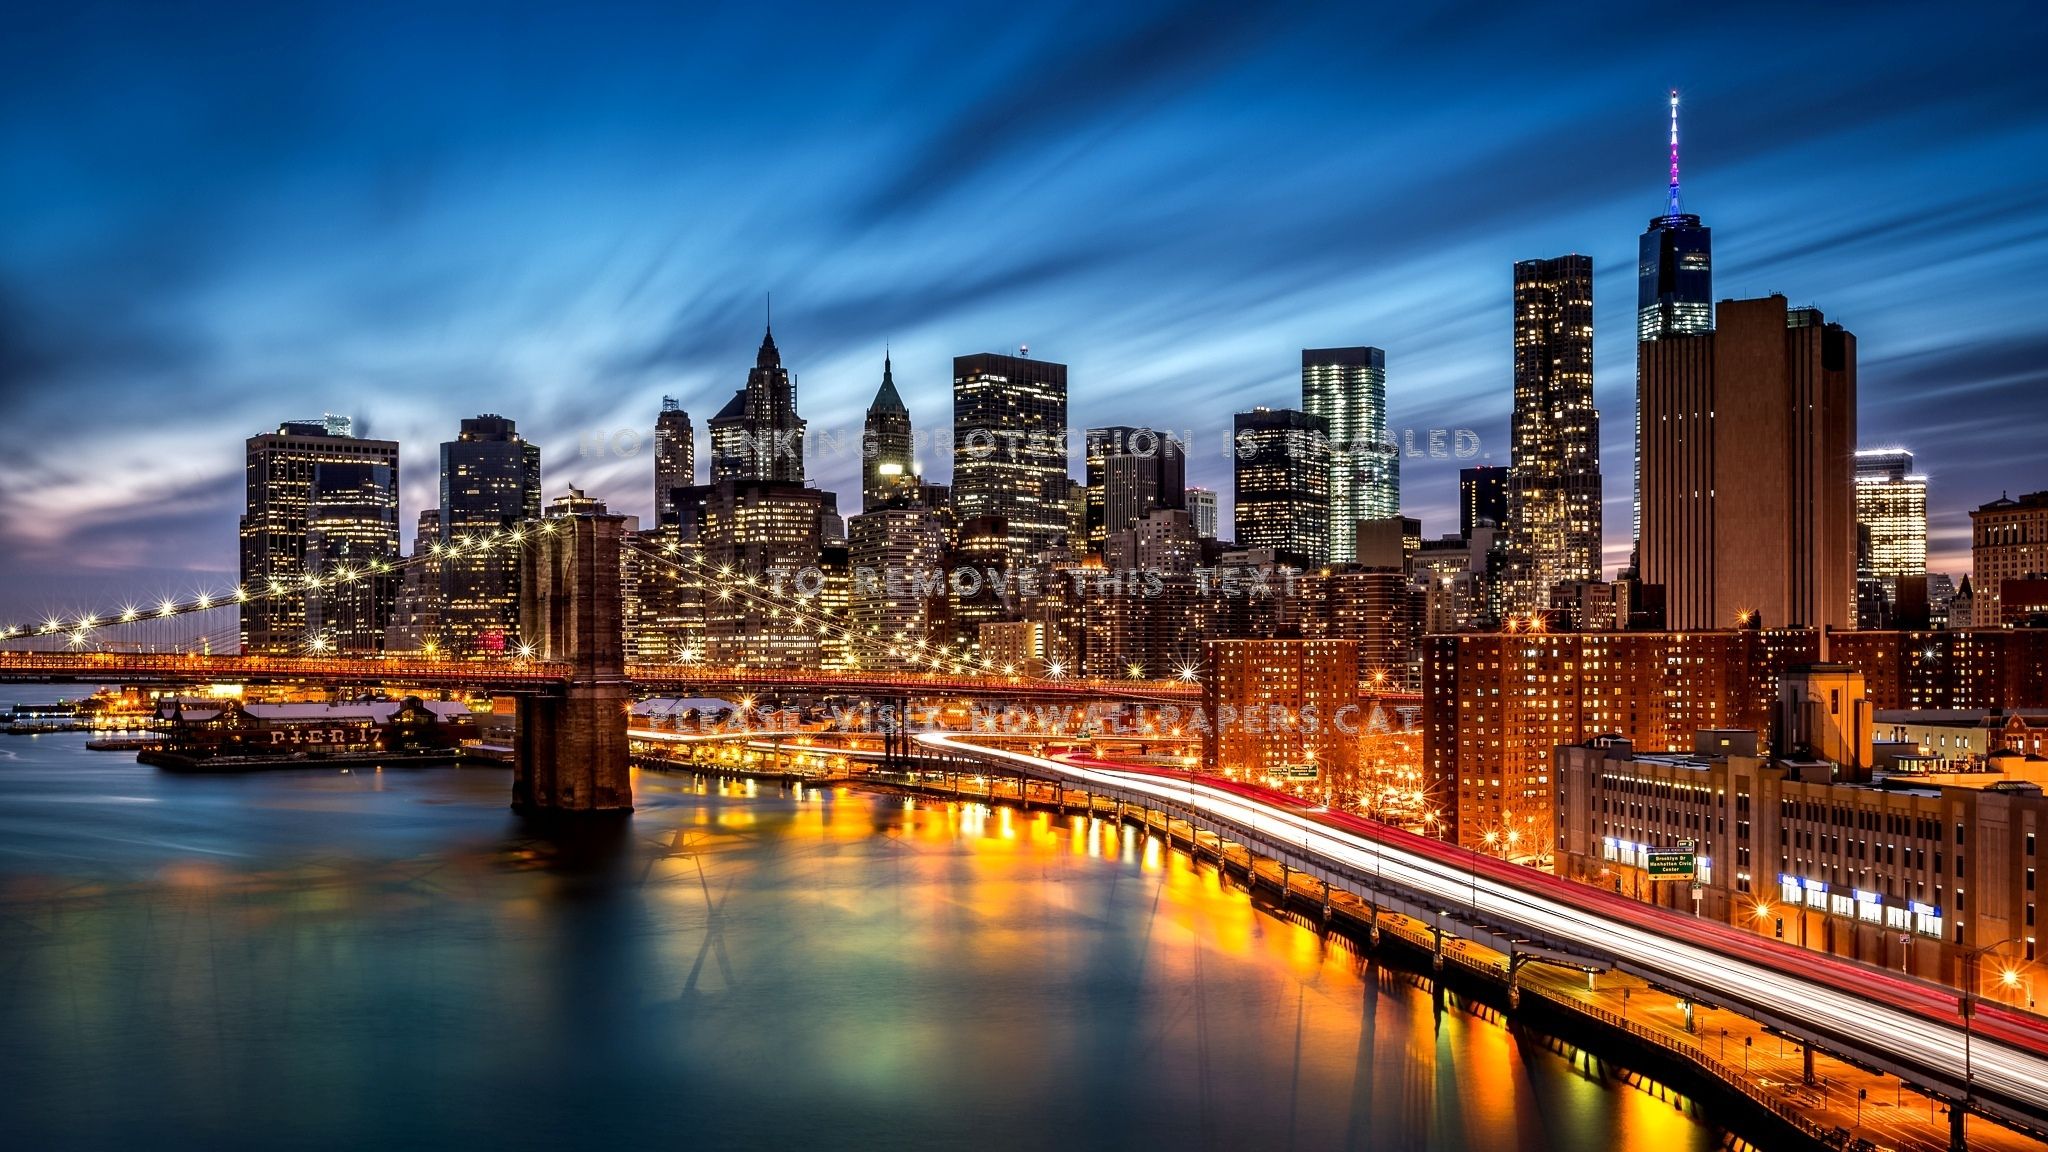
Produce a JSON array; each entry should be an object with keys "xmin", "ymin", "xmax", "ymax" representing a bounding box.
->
[{"xmin": 1666, "ymin": 89, "xmax": 1683, "ymax": 218}]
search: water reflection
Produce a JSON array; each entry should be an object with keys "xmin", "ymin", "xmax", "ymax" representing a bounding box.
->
[{"xmin": 0, "ymin": 697, "xmax": 1714, "ymax": 1151}]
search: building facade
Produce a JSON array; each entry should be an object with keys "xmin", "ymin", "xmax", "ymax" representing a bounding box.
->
[
  {"xmin": 847, "ymin": 505, "xmax": 946, "ymax": 669},
  {"xmin": 1558, "ymin": 727, "xmax": 2046, "ymax": 1000},
  {"xmin": 862, "ymin": 353, "xmax": 916, "ymax": 513},
  {"xmin": 1186, "ymin": 487, "xmax": 1218, "ymax": 540},
  {"xmin": 701, "ymin": 479, "xmax": 823, "ymax": 667},
  {"xmin": 438, "ymin": 415, "xmax": 542, "ymax": 654},
  {"xmin": 1302, "ymin": 346, "xmax": 1395, "ymax": 562},
  {"xmin": 952, "ymin": 352, "xmax": 1069, "ymax": 564},
  {"xmin": 1423, "ymin": 628, "xmax": 1822, "ymax": 852},
  {"xmin": 1639, "ymin": 296, "xmax": 1856, "ymax": 631},
  {"xmin": 1232, "ymin": 407, "xmax": 1329, "ymax": 568},
  {"xmin": 1634, "ymin": 90, "xmax": 1714, "ymax": 553},
  {"xmin": 1509, "ymin": 255, "xmax": 1601, "ymax": 606},
  {"xmin": 654, "ymin": 397, "xmax": 695, "ymax": 526},
  {"xmin": 1460, "ymin": 466, "xmax": 1507, "ymax": 540},
  {"xmin": 240, "ymin": 421, "xmax": 400, "ymax": 654},
  {"xmin": 1204, "ymin": 639, "xmax": 1362, "ymax": 782},
  {"xmin": 1085, "ymin": 427, "xmax": 1185, "ymax": 557},
  {"xmin": 708, "ymin": 326, "xmax": 807, "ymax": 484},
  {"xmin": 303, "ymin": 459, "xmax": 401, "ymax": 651},
  {"xmin": 1971, "ymin": 490, "xmax": 2048, "ymax": 626}
]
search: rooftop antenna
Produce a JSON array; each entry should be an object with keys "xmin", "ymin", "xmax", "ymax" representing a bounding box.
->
[
  {"xmin": 1019, "ymin": 343, "xmax": 1030, "ymax": 358},
  {"xmin": 765, "ymin": 292, "xmax": 772, "ymax": 332},
  {"xmin": 1666, "ymin": 89, "xmax": 1683, "ymax": 219}
]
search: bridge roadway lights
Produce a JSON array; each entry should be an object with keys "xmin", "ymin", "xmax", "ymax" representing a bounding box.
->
[{"xmin": 512, "ymin": 514, "xmax": 632, "ymax": 814}]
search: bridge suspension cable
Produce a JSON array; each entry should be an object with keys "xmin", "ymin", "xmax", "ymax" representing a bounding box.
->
[{"xmin": 0, "ymin": 519, "xmax": 575, "ymax": 654}]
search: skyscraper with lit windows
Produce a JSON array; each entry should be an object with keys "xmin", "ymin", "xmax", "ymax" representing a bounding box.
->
[
  {"xmin": 1639, "ymin": 296, "xmax": 1856, "ymax": 631},
  {"xmin": 239, "ymin": 420, "xmax": 399, "ymax": 654},
  {"xmin": 862, "ymin": 352, "xmax": 916, "ymax": 512},
  {"xmin": 1232, "ymin": 406, "xmax": 1329, "ymax": 568},
  {"xmin": 952, "ymin": 351, "xmax": 1069, "ymax": 563},
  {"xmin": 1302, "ymin": 346, "xmax": 1395, "ymax": 562},
  {"xmin": 1509, "ymin": 255, "xmax": 1601, "ymax": 605},
  {"xmin": 1855, "ymin": 449, "xmax": 1928, "ymax": 582},
  {"xmin": 1634, "ymin": 90, "xmax": 1713, "ymax": 556},
  {"xmin": 439, "ymin": 414, "xmax": 542, "ymax": 654},
  {"xmin": 653, "ymin": 397, "xmax": 695, "ymax": 525}
]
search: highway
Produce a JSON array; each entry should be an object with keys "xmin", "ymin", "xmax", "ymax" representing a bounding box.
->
[{"xmin": 917, "ymin": 731, "xmax": 2048, "ymax": 1139}]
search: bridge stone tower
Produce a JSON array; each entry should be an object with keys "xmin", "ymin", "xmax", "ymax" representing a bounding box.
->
[{"xmin": 514, "ymin": 514, "xmax": 632, "ymax": 812}]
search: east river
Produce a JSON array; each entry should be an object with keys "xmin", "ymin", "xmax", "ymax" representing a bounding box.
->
[{"xmin": 0, "ymin": 687, "xmax": 1718, "ymax": 1151}]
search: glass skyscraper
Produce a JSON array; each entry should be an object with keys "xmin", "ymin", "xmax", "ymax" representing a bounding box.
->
[
  {"xmin": 1302, "ymin": 346, "xmax": 1394, "ymax": 563},
  {"xmin": 1855, "ymin": 449, "xmax": 1928, "ymax": 580}
]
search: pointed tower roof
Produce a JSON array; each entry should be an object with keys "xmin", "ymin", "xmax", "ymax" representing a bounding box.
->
[
  {"xmin": 869, "ymin": 350, "xmax": 907, "ymax": 414},
  {"xmin": 756, "ymin": 324, "xmax": 780, "ymax": 369}
]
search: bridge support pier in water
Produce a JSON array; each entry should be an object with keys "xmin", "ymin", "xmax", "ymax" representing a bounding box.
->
[{"xmin": 513, "ymin": 513, "xmax": 632, "ymax": 813}]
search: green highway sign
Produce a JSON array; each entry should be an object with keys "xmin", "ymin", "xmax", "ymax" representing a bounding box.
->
[{"xmin": 1644, "ymin": 847, "xmax": 1696, "ymax": 880}]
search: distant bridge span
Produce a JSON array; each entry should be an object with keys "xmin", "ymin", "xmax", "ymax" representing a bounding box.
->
[{"xmin": 0, "ymin": 650, "xmax": 1222, "ymax": 704}]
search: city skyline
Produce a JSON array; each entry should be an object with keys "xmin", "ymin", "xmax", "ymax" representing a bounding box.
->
[{"xmin": 4, "ymin": 3, "xmax": 2047, "ymax": 619}]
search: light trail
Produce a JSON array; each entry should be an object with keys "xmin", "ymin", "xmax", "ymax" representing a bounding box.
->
[{"xmin": 919, "ymin": 731, "xmax": 2048, "ymax": 1133}]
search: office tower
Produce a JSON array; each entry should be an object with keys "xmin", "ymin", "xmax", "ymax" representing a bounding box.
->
[
  {"xmin": 1302, "ymin": 346, "xmax": 1395, "ymax": 562},
  {"xmin": 1970, "ymin": 490, "xmax": 2048, "ymax": 626},
  {"xmin": 439, "ymin": 415, "xmax": 542, "ymax": 654},
  {"xmin": 708, "ymin": 325, "xmax": 807, "ymax": 483},
  {"xmin": 1873, "ymin": 490, "xmax": 1923, "ymax": 582},
  {"xmin": 1186, "ymin": 487, "xmax": 1218, "ymax": 540},
  {"xmin": 1065, "ymin": 478, "xmax": 1088, "ymax": 560},
  {"xmin": 814, "ymin": 544, "xmax": 853, "ymax": 671},
  {"xmin": 818, "ymin": 490, "xmax": 846, "ymax": 546},
  {"xmin": 239, "ymin": 420, "xmax": 400, "ymax": 654},
  {"xmin": 303, "ymin": 458, "xmax": 401, "ymax": 651},
  {"xmin": 847, "ymin": 506, "xmax": 947, "ymax": 669},
  {"xmin": 1459, "ymin": 466, "xmax": 1507, "ymax": 540},
  {"xmin": 1927, "ymin": 573, "xmax": 1958, "ymax": 629},
  {"xmin": 1083, "ymin": 427, "xmax": 1125, "ymax": 556},
  {"xmin": 1855, "ymin": 449, "xmax": 1928, "ymax": 624},
  {"xmin": 384, "ymin": 509, "xmax": 443, "ymax": 653},
  {"xmin": 1354, "ymin": 515, "xmax": 1419, "ymax": 570},
  {"xmin": 862, "ymin": 352, "xmax": 916, "ymax": 513},
  {"xmin": 1509, "ymin": 255, "xmax": 1602, "ymax": 607},
  {"xmin": 653, "ymin": 397, "xmax": 695, "ymax": 525},
  {"xmin": 1634, "ymin": 90, "xmax": 1714, "ymax": 550},
  {"xmin": 1639, "ymin": 296, "xmax": 1855, "ymax": 631},
  {"xmin": 1085, "ymin": 426, "xmax": 1185, "ymax": 555},
  {"xmin": 701, "ymin": 479, "xmax": 823, "ymax": 667},
  {"xmin": 1105, "ymin": 507, "xmax": 1199, "ymax": 575},
  {"xmin": 952, "ymin": 351, "xmax": 1068, "ymax": 563},
  {"xmin": 1232, "ymin": 407, "xmax": 1329, "ymax": 568},
  {"xmin": 694, "ymin": 327, "xmax": 827, "ymax": 665},
  {"xmin": 947, "ymin": 515, "xmax": 1016, "ymax": 649}
]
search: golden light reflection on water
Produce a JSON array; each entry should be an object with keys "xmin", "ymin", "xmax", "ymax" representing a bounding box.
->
[{"xmin": 0, "ymin": 745, "xmax": 1721, "ymax": 1152}]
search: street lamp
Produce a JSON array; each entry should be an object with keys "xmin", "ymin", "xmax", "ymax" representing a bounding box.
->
[{"xmin": 1959, "ymin": 937, "xmax": 2025, "ymax": 1129}]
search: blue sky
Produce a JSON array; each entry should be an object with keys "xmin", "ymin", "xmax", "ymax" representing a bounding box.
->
[{"xmin": 2, "ymin": 0, "xmax": 2045, "ymax": 621}]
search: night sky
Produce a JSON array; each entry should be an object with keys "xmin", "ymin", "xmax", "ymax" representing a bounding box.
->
[{"xmin": 3, "ymin": 1, "xmax": 2045, "ymax": 622}]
